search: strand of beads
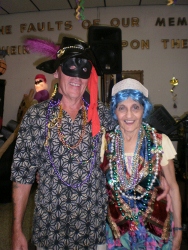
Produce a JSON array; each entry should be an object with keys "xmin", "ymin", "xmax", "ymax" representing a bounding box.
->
[
  {"xmin": 120, "ymin": 127, "xmax": 145, "ymax": 191},
  {"xmin": 107, "ymin": 123, "xmax": 161, "ymax": 219},
  {"xmin": 108, "ymin": 132, "xmax": 118, "ymax": 187},
  {"xmin": 57, "ymin": 104, "xmax": 87, "ymax": 150},
  {"xmin": 109, "ymin": 126, "xmax": 145, "ymax": 192},
  {"xmin": 47, "ymin": 131, "xmax": 100, "ymax": 188},
  {"xmin": 108, "ymin": 123, "xmax": 160, "ymax": 200},
  {"xmin": 119, "ymin": 123, "xmax": 160, "ymax": 201},
  {"xmin": 45, "ymin": 97, "xmax": 60, "ymax": 146},
  {"xmin": 45, "ymin": 95, "xmax": 100, "ymax": 188}
]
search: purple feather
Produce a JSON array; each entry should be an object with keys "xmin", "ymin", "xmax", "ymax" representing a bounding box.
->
[{"xmin": 25, "ymin": 38, "xmax": 60, "ymax": 59}]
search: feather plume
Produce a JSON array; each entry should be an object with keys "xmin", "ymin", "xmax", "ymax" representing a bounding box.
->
[{"xmin": 25, "ymin": 38, "xmax": 60, "ymax": 59}]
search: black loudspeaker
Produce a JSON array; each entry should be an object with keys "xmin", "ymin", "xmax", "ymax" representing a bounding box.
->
[
  {"xmin": 88, "ymin": 26, "xmax": 122, "ymax": 75},
  {"xmin": 148, "ymin": 104, "xmax": 177, "ymax": 135}
]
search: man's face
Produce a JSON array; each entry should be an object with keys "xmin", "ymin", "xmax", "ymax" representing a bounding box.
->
[
  {"xmin": 54, "ymin": 68, "xmax": 89, "ymax": 102},
  {"xmin": 35, "ymin": 78, "xmax": 48, "ymax": 92}
]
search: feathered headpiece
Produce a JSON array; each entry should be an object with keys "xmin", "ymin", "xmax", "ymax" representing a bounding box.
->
[
  {"xmin": 25, "ymin": 38, "xmax": 60, "ymax": 59},
  {"xmin": 25, "ymin": 36, "xmax": 101, "ymax": 136}
]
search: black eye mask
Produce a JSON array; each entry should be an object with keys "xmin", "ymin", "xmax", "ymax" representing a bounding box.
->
[
  {"xmin": 61, "ymin": 58, "xmax": 92, "ymax": 79},
  {"xmin": 35, "ymin": 79, "xmax": 43, "ymax": 85}
]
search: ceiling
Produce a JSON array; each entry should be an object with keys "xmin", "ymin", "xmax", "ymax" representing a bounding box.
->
[{"xmin": 0, "ymin": 0, "xmax": 188, "ymax": 15}]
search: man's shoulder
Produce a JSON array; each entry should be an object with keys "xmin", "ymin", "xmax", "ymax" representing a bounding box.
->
[
  {"xmin": 23, "ymin": 99, "xmax": 50, "ymax": 120},
  {"xmin": 29, "ymin": 99, "xmax": 50, "ymax": 110},
  {"xmin": 98, "ymin": 101, "xmax": 109, "ymax": 109}
]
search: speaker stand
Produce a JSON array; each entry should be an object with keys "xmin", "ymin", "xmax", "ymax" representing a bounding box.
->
[{"xmin": 101, "ymin": 74, "xmax": 105, "ymax": 103}]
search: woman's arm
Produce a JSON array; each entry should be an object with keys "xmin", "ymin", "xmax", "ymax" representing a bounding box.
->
[
  {"xmin": 162, "ymin": 159, "xmax": 182, "ymax": 250},
  {"xmin": 157, "ymin": 175, "xmax": 173, "ymax": 212}
]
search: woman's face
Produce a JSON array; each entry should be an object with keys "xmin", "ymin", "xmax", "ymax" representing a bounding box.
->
[{"xmin": 115, "ymin": 98, "xmax": 144, "ymax": 134}]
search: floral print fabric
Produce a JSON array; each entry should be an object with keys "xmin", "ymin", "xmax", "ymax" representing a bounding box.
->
[{"xmin": 11, "ymin": 99, "xmax": 116, "ymax": 250}]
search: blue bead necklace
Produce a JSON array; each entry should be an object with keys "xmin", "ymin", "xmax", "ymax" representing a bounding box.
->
[{"xmin": 107, "ymin": 123, "xmax": 163, "ymax": 218}]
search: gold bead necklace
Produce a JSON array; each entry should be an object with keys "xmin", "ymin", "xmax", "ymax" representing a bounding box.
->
[{"xmin": 57, "ymin": 104, "xmax": 87, "ymax": 149}]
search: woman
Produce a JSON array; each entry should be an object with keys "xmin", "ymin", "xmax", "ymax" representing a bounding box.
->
[{"xmin": 101, "ymin": 78, "xmax": 182, "ymax": 249}]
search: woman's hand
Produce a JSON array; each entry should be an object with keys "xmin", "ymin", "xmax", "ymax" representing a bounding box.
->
[
  {"xmin": 172, "ymin": 230, "xmax": 182, "ymax": 250},
  {"xmin": 157, "ymin": 175, "xmax": 173, "ymax": 212},
  {"xmin": 162, "ymin": 159, "xmax": 182, "ymax": 248}
]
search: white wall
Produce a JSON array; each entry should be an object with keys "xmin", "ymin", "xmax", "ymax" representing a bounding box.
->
[{"xmin": 0, "ymin": 6, "xmax": 188, "ymax": 125}]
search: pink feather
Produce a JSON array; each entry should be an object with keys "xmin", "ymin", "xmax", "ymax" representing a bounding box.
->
[{"xmin": 25, "ymin": 38, "xmax": 60, "ymax": 59}]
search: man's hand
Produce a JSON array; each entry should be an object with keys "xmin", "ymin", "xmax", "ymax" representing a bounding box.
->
[
  {"xmin": 157, "ymin": 176, "xmax": 173, "ymax": 212},
  {"xmin": 12, "ymin": 229, "xmax": 28, "ymax": 250},
  {"xmin": 12, "ymin": 182, "xmax": 32, "ymax": 250}
]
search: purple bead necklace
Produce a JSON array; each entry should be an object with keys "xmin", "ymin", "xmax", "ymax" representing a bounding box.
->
[{"xmin": 45, "ymin": 97, "xmax": 99, "ymax": 188}]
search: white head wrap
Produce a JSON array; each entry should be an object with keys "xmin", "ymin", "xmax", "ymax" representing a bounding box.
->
[{"xmin": 112, "ymin": 78, "xmax": 148, "ymax": 97}]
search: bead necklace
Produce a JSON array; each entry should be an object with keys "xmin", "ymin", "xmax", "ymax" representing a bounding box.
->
[
  {"xmin": 45, "ymin": 97, "xmax": 88, "ymax": 147},
  {"xmin": 46, "ymin": 134, "xmax": 99, "ymax": 188},
  {"xmin": 57, "ymin": 103, "xmax": 87, "ymax": 150},
  {"xmin": 45, "ymin": 96, "xmax": 100, "ymax": 188},
  {"xmin": 118, "ymin": 126, "xmax": 145, "ymax": 191},
  {"xmin": 108, "ymin": 123, "xmax": 161, "ymax": 201},
  {"xmin": 44, "ymin": 97, "xmax": 61, "ymax": 147},
  {"xmin": 45, "ymin": 97, "xmax": 91, "ymax": 166}
]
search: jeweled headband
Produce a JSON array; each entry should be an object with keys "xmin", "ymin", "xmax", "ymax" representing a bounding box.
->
[
  {"xmin": 57, "ymin": 45, "xmax": 84, "ymax": 58},
  {"xmin": 112, "ymin": 78, "xmax": 148, "ymax": 97}
]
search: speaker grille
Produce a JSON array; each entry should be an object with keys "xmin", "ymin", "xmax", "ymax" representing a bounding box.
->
[{"xmin": 148, "ymin": 105, "xmax": 177, "ymax": 135}]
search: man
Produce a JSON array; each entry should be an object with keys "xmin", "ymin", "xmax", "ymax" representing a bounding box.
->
[
  {"xmin": 11, "ymin": 36, "xmax": 117, "ymax": 250},
  {"xmin": 11, "ymin": 36, "xmax": 170, "ymax": 250}
]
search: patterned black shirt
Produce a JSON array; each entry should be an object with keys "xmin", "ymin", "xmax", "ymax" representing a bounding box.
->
[{"xmin": 11, "ymin": 98, "xmax": 116, "ymax": 250}]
